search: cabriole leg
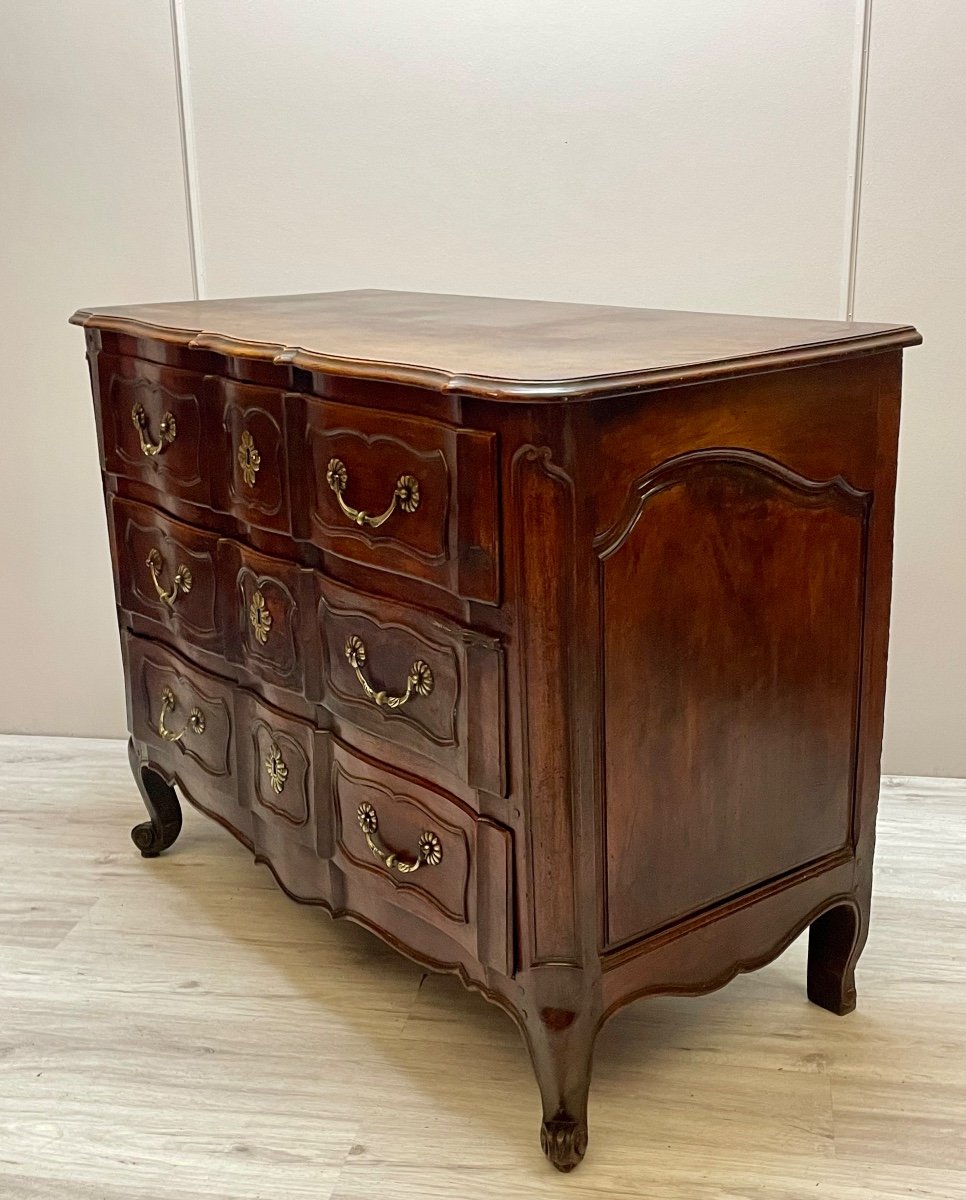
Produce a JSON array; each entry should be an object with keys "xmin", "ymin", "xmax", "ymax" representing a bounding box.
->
[
  {"xmin": 807, "ymin": 898, "xmax": 866, "ymax": 1015},
  {"xmin": 128, "ymin": 739, "xmax": 182, "ymax": 857},
  {"xmin": 526, "ymin": 1004, "xmax": 597, "ymax": 1172}
]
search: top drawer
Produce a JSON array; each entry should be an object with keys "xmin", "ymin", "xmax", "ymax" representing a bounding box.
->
[
  {"xmin": 98, "ymin": 354, "xmax": 211, "ymax": 507},
  {"xmin": 302, "ymin": 400, "xmax": 499, "ymax": 604},
  {"xmin": 98, "ymin": 355, "xmax": 292, "ymax": 534},
  {"xmin": 97, "ymin": 354, "xmax": 500, "ymax": 604}
]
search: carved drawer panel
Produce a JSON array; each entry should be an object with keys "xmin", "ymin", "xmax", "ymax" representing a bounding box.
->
[
  {"xmin": 331, "ymin": 741, "xmax": 513, "ymax": 974},
  {"xmin": 126, "ymin": 635, "xmax": 235, "ymax": 803},
  {"xmin": 217, "ymin": 378, "xmax": 290, "ymax": 533},
  {"xmin": 232, "ymin": 542, "xmax": 317, "ymax": 697},
  {"xmin": 98, "ymin": 354, "xmax": 210, "ymax": 506},
  {"xmin": 112, "ymin": 496, "xmax": 223, "ymax": 654},
  {"xmin": 239, "ymin": 693, "xmax": 319, "ymax": 853},
  {"xmin": 318, "ymin": 576, "xmax": 505, "ymax": 795},
  {"xmin": 303, "ymin": 399, "xmax": 499, "ymax": 603}
]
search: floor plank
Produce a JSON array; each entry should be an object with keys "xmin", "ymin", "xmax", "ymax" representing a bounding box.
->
[{"xmin": 0, "ymin": 737, "xmax": 963, "ymax": 1197}]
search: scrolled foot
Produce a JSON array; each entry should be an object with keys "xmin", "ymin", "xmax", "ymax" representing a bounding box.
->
[
  {"xmin": 540, "ymin": 1112, "xmax": 588, "ymax": 1172},
  {"xmin": 128, "ymin": 740, "xmax": 182, "ymax": 857},
  {"xmin": 131, "ymin": 819, "xmax": 169, "ymax": 858}
]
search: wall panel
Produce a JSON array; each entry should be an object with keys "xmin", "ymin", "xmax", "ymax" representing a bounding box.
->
[
  {"xmin": 852, "ymin": 0, "xmax": 966, "ymax": 775},
  {"xmin": 183, "ymin": 0, "xmax": 861, "ymax": 317},
  {"xmin": 8, "ymin": 0, "xmax": 960, "ymax": 775},
  {"xmin": 0, "ymin": 1, "xmax": 194, "ymax": 736}
]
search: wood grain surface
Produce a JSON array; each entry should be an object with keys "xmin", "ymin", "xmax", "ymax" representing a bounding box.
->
[
  {"xmin": 70, "ymin": 289, "xmax": 920, "ymax": 399},
  {"xmin": 79, "ymin": 298, "xmax": 917, "ymax": 1170},
  {"xmin": 0, "ymin": 735, "xmax": 963, "ymax": 1199}
]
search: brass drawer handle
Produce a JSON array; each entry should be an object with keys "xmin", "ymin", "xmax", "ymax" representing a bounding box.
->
[
  {"xmin": 146, "ymin": 548, "xmax": 192, "ymax": 609},
  {"xmin": 344, "ymin": 635, "xmax": 434, "ymax": 709},
  {"xmin": 157, "ymin": 686, "xmax": 205, "ymax": 743},
  {"xmin": 131, "ymin": 402, "xmax": 177, "ymax": 457},
  {"xmin": 325, "ymin": 457, "xmax": 420, "ymax": 528},
  {"xmin": 356, "ymin": 801, "xmax": 442, "ymax": 874},
  {"xmin": 249, "ymin": 589, "xmax": 272, "ymax": 644}
]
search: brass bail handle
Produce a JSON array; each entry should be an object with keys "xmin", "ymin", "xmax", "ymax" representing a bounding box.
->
[
  {"xmin": 356, "ymin": 801, "xmax": 442, "ymax": 874},
  {"xmin": 131, "ymin": 402, "xmax": 177, "ymax": 457},
  {"xmin": 343, "ymin": 635, "xmax": 434, "ymax": 709},
  {"xmin": 156, "ymin": 687, "xmax": 205, "ymax": 743},
  {"xmin": 146, "ymin": 548, "xmax": 192, "ymax": 609},
  {"xmin": 325, "ymin": 457, "xmax": 420, "ymax": 529}
]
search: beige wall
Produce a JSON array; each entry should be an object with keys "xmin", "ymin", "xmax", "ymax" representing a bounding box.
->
[
  {"xmin": 852, "ymin": 0, "xmax": 966, "ymax": 777},
  {"xmin": 0, "ymin": 2, "xmax": 194, "ymax": 743},
  {"xmin": 1, "ymin": 2, "xmax": 961, "ymax": 775}
]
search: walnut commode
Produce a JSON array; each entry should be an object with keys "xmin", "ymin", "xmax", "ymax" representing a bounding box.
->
[{"xmin": 72, "ymin": 289, "xmax": 920, "ymax": 1171}]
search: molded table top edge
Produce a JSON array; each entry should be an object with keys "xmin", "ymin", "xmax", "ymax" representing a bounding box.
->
[{"xmin": 71, "ymin": 289, "xmax": 921, "ymax": 402}]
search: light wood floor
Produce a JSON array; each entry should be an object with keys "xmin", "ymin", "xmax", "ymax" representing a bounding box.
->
[{"xmin": 1, "ymin": 735, "xmax": 964, "ymax": 1198}]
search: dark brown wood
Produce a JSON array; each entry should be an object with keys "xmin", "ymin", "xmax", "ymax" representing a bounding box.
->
[
  {"xmin": 112, "ymin": 497, "xmax": 223, "ymax": 655},
  {"xmin": 127, "ymin": 738, "xmax": 182, "ymax": 857},
  {"xmin": 72, "ymin": 288, "xmax": 919, "ymax": 399},
  {"xmin": 76, "ymin": 289, "xmax": 918, "ymax": 1173},
  {"xmin": 318, "ymin": 574, "xmax": 505, "ymax": 794},
  {"xmin": 98, "ymin": 353, "xmax": 211, "ymax": 506},
  {"xmin": 807, "ymin": 899, "xmax": 863, "ymax": 1015},
  {"xmin": 217, "ymin": 378, "xmax": 291, "ymax": 534},
  {"xmin": 302, "ymin": 397, "xmax": 499, "ymax": 601},
  {"xmin": 598, "ymin": 449, "xmax": 868, "ymax": 946}
]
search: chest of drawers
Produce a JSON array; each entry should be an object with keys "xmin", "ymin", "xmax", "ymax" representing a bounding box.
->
[{"xmin": 72, "ymin": 289, "xmax": 920, "ymax": 1171}]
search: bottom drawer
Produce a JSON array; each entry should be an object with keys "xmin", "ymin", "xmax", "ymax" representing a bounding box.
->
[
  {"xmin": 126, "ymin": 634, "xmax": 236, "ymax": 803},
  {"xmin": 330, "ymin": 742, "xmax": 514, "ymax": 975},
  {"xmin": 124, "ymin": 634, "xmax": 514, "ymax": 978},
  {"xmin": 241, "ymin": 691, "xmax": 323, "ymax": 857},
  {"xmin": 126, "ymin": 634, "xmax": 328, "ymax": 872}
]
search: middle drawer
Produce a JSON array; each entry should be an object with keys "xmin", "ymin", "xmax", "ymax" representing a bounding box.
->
[
  {"xmin": 111, "ymin": 495, "xmax": 317, "ymax": 696},
  {"xmin": 111, "ymin": 497, "xmax": 505, "ymax": 795}
]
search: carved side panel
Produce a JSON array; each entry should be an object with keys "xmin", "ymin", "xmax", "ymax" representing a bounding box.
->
[
  {"xmin": 512, "ymin": 445, "xmax": 579, "ymax": 966},
  {"xmin": 597, "ymin": 449, "xmax": 871, "ymax": 950}
]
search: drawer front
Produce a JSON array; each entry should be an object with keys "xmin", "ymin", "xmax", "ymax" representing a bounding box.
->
[
  {"xmin": 239, "ymin": 693, "xmax": 320, "ymax": 853},
  {"xmin": 112, "ymin": 497, "xmax": 223, "ymax": 655},
  {"xmin": 99, "ymin": 354, "xmax": 210, "ymax": 506},
  {"xmin": 318, "ymin": 577, "xmax": 505, "ymax": 795},
  {"xmin": 303, "ymin": 400, "xmax": 499, "ymax": 602},
  {"xmin": 330, "ymin": 742, "xmax": 512, "ymax": 973},
  {"xmin": 126, "ymin": 636, "xmax": 235, "ymax": 802},
  {"xmin": 233, "ymin": 543, "xmax": 317, "ymax": 696},
  {"xmin": 218, "ymin": 379, "xmax": 290, "ymax": 533}
]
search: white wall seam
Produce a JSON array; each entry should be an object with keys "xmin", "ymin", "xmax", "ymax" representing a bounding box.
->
[
  {"xmin": 845, "ymin": 0, "xmax": 874, "ymax": 321},
  {"xmin": 169, "ymin": 0, "xmax": 205, "ymax": 299}
]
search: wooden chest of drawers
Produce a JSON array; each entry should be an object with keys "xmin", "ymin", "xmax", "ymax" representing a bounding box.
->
[{"xmin": 72, "ymin": 289, "xmax": 920, "ymax": 1171}]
